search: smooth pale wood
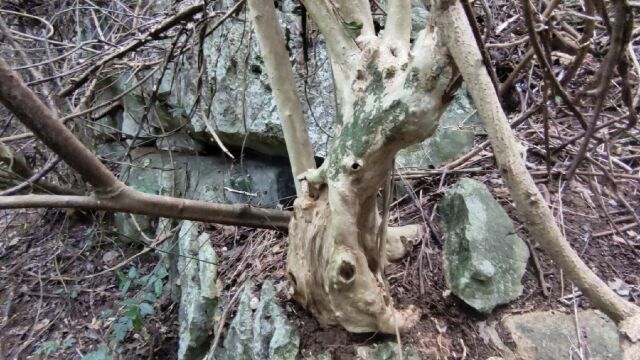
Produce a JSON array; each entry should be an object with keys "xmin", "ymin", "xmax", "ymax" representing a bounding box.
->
[{"xmin": 247, "ymin": 0, "xmax": 316, "ymax": 196}]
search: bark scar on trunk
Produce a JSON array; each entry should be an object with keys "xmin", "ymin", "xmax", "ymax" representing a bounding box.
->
[{"xmin": 287, "ymin": 31, "xmax": 453, "ymax": 333}]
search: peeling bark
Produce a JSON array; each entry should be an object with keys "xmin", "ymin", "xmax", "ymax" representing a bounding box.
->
[{"xmin": 284, "ymin": 27, "xmax": 453, "ymax": 333}]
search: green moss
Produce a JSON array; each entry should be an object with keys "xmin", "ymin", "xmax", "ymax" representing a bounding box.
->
[
  {"xmin": 327, "ymin": 62, "xmax": 409, "ymax": 181},
  {"xmin": 335, "ymin": 112, "xmax": 344, "ymax": 127},
  {"xmin": 404, "ymin": 67, "xmax": 421, "ymax": 90}
]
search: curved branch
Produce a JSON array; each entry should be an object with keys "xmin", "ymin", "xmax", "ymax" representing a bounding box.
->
[
  {"xmin": 0, "ymin": 58, "xmax": 121, "ymax": 191},
  {"xmin": 497, "ymin": 0, "xmax": 564, "ymax": 97},
  {"xmin": 435, "ymin": 0, "xmax": 639, "ymax": 324},
  {"xmin": 460, "ymin": 0, "xmax": 499, "ymax": 92},
  {"xmin": 565, "ymin": 0, "xmax": 632, "ymax": 181},
  {"xmin": 0, "ymin": 157, "xmax": 63, "ymax": 196},
  {"xmin": 0, "ymin": 144, "xmax": 80, "ymax": 195},
  {"xmin": 561, "ymin": 0, "xmax": 595, "ymax": 85},
  {"xmin": 521, "ymin": 0, "xmax": 589, "ymax": 130}
]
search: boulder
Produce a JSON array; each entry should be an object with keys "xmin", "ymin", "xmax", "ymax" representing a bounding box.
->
[
  {"xmin": 219, "ymin": 281, "xmax": 300, "ymax": 360},
  {"xmin": 439, "ymin": 178, "xmax": 529, "ymax": 313},
  {"xmin": 100, "ymin": 1, "xmax": 480, "ymax": 171},
  {"xmin": 198, "ymin": 0, "xmax": 334, "ymax": 157},
  {"xmin": 502, "ymin": 310, "xmax": 623, "ymax": 360},
  {"xmin": 178, "ymin": 222, "xmax": 219, "ymax": 360}
]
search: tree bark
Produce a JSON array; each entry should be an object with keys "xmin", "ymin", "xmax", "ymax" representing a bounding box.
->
[
  {"xmin": 247, "ymin": 0, "xmax": 316, "ymax": 196},
  {"xmin": 272, "ymin": 2, "xmax": 454, "ymax": 333}
]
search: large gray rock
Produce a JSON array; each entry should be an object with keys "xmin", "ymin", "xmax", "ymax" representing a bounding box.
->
[
  {"xmin": 502, "ymin": 310, "xmax": 622, "ymax": 360},
  {"xmin": 439, "ymin": 178, "xmax": 529, "ymax": 313},
  {"xmin": 102, "ymin": 1, "xmax": 480, "ymax": 171},
  {"xmin": 178, "ymin": 222, "xmax": 219, "ymax": 360},
  {"xmin": 219, "ymin": 281, "xmax": 300, "ymax": 360},
  {"xmin": 197, "ymin": 0, "xmax": 334, "ymax": 157},
  {"xmin": 112, "ymin": 72, "xmax": 183, "ymax": 140},
  {"xmin": 114, "ymin": 148, "xmax": 295, "ymax": 242},
  {"xmin": 107, "ymin": 0, "xmax": 335, "ymax": 157},
  {"xmin": 396, "ymin": 88, "xmax": 482, "ymax": 170}
]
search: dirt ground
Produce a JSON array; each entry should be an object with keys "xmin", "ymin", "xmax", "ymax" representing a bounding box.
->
[
  {"xmin": 1, "ymin": 158, "xmax": 638, "ymax": 359},
  {"xmin": 1, "ymin": 0, "xmax": 639, "ymax": 358}
]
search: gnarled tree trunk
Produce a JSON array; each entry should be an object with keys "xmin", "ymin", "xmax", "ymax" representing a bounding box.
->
[
  {"xmin": 250, "ymin": 0, "xmax": 640, "ymax": 336},
  {"xmin": 249, "ymin": 0, "xmax": 454, "ymax": 333}
]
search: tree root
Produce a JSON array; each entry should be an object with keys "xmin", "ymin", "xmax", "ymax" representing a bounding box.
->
[{"xmin": 287, "ymin": 189, "xmax": 421, "ymax": 333}]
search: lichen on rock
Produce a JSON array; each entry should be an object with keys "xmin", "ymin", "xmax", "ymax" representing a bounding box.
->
[{"xmin": 440, "ymin": 178, "xmax": 529, "ymax": 313}]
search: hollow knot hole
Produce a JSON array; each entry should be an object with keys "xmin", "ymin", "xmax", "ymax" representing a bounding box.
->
[
  {"xmin": 350, "ymin": 160, "xmax": 363, "ymax": 172},
  {"xmin": 338, "ymin": 260, "xmax": 355, "ymax": 283}
]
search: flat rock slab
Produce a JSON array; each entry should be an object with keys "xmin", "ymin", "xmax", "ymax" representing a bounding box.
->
[
  {"xmin": 502, "ymin": 310, "xmax": 622, "ymax": 360},
  {"xmin": 440, "ymin": 178, "xmax": 529, "ymax": 313}
]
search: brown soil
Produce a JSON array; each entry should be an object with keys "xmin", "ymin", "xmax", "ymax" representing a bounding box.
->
[{"xmin": 2, "ymin": 164, "xmax": 637, "ymax": 359}]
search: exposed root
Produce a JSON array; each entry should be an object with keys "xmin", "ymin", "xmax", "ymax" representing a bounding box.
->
[
  {"xmin": 287, "ymin": 189, "xmax": 421, "ymax": 333},
  {"xmin": 386, "ymin": 224, "xmax": 423, "ymax": 264}
]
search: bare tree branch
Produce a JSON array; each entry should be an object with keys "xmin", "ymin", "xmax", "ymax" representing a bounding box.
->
[
  {"xmin": 248, "ymin": 0, "xmax": 316, "ymax": 196},
  {"xmin": 565, "ymin": 0, "xmax": 633, "ymax": 181},
  {"xmin": 435, "ymin": 0, "xmax": 640, "ymax": 325},
  {"xmin": 0, "ymin": 58, "xmax": 120, "ymax": 191},
  {"xmin": 0, "ymin": 57, "xmax": 290, "ymax": 231},
  {"xmin": 521, "ymin": 0, "xmax": 589, "ymax": 130},
  {"xmin": 383, "ymin": 0, "xmax": 412, "ymax": 55},
  {"xmin": 57, "ymin": 3, "xmax": 205, "ymax": 98},
  {"xmin": 0, "ymin": 192, "xmax": 291, "ymax": 231}
]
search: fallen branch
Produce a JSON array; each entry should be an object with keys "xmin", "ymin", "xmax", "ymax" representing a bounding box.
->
[{"xmin": 0, "ymin": 192, "xmax": 291, "ymax": 230}]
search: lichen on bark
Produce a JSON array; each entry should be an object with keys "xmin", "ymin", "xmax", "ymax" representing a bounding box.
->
[{"xmin": 286, "ymin": 28, "xmax": 454, "ymax": 333}]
